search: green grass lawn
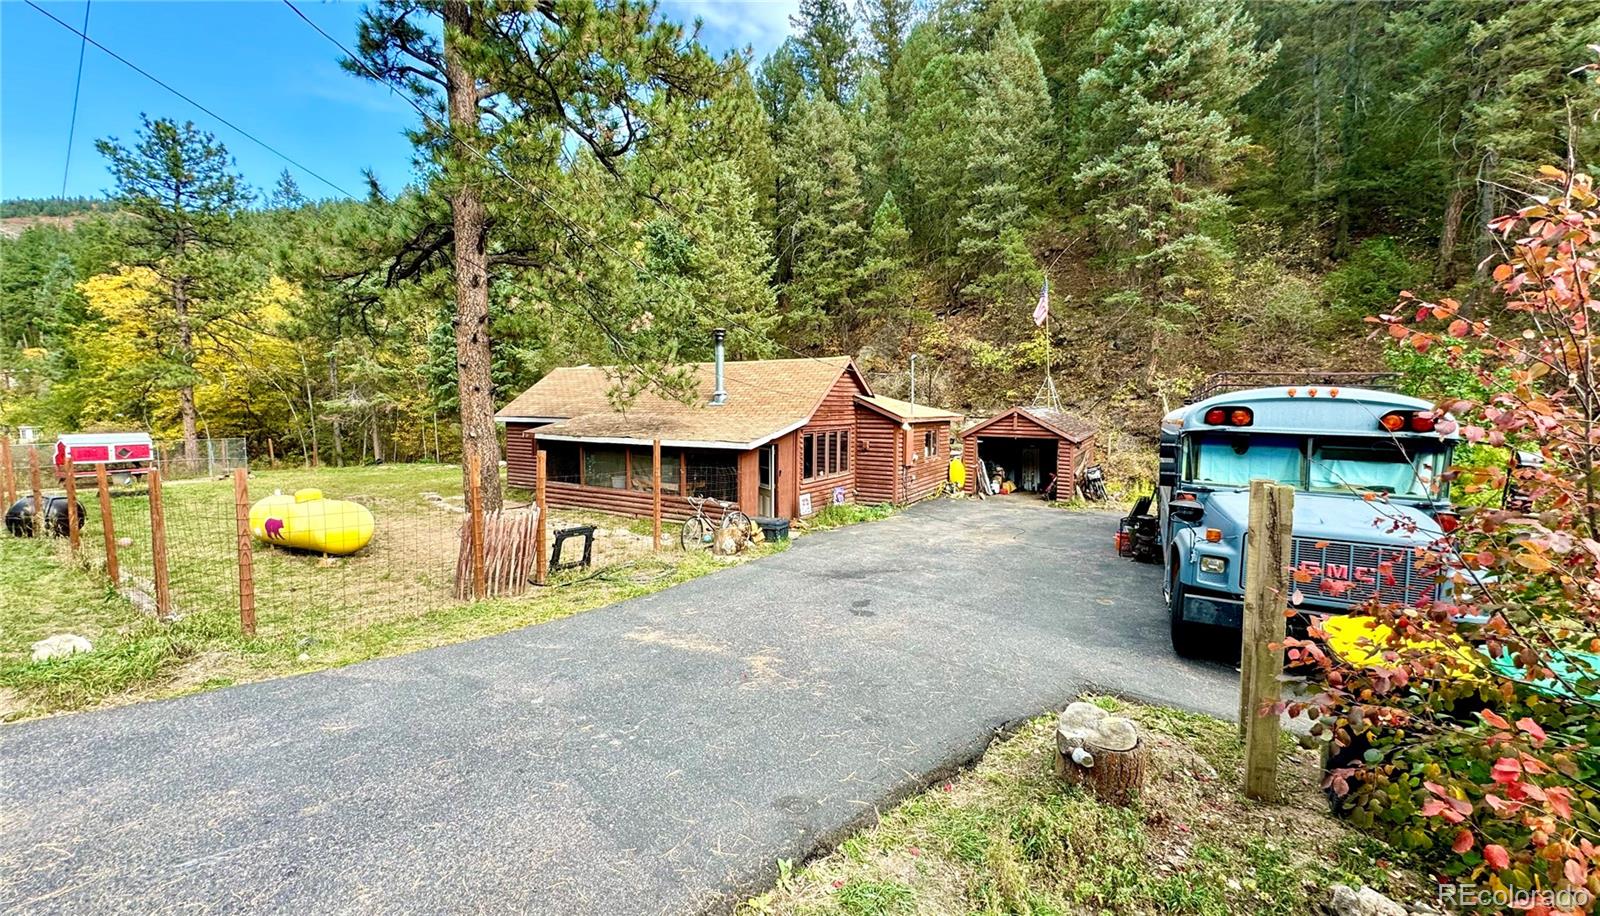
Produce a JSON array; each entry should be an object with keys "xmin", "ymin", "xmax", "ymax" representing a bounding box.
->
[
  {"xmin": 1, "ymin": 463, "xmax": 772, "ymax": 721},
  {"xmin": 743, "ymin": 698, "xmax": 1419, "ymax": 916}
]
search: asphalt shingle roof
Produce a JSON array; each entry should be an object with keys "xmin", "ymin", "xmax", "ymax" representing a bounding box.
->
[{"xmin": 496, "ymin": 356, "xmax": 862, "ymax": 448}]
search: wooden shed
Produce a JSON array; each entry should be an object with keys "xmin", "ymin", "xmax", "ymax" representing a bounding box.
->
[
  {"xmin": 962, "ymin": 407, "xmax": 1097, "ymax": 498},
  {"xmin": 853, "ymin": 395, "xmax": 963, "ymax": 506}
]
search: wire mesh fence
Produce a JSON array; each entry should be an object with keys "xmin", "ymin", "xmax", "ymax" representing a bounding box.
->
[
  {"xmin": 156, "ymin": 437, "xmax": 249, "ymax": 480},
  {"xmin": 5, "ymin": 437, "xmax": 753, "ymax": 645}
]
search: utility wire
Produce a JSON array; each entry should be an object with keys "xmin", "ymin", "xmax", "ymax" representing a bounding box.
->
[
  {"xmin": 60, "ymin": 0, "xmax": 91, "ymax": 196},
  {"xmin": 25, "ymin": 0, "xmax": 360, "ymax": 201}
]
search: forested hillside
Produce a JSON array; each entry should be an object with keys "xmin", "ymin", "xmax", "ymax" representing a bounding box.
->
[{"xmin": 3, "ymin": 0, "xmax": 1597, "ymax": 481}]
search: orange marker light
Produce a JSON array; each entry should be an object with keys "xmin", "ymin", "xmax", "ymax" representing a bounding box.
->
[
  {"xmin": 1205, "ymin": 528, "xmax": 1222, "ymax": 543},
  {"xmin": 1229, "ymin": 408, "xmax": 1253, "ymax": 426},
  {"xmin": 1380, "ymin": 412, "xmax": 1407, "ymax": 432}
]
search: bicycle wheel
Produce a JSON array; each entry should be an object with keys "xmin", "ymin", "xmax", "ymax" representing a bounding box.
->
[
  {"xmin": 722, "ymin": 510, "xmax": 752, "ymax": 534},
  {"xmin": 681, "ymin": 516, "xmax": 712, "ymax": 551}
]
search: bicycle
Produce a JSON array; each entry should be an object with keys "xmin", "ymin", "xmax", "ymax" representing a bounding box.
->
[{"xmin": 681, "ymin": 495, "xmax": 753, "ymax": 551}]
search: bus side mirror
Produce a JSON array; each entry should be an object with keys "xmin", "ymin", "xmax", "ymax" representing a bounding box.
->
[{"xmin": 1171, "ymin": 502, "xmax": 1205, "ymax": 524}]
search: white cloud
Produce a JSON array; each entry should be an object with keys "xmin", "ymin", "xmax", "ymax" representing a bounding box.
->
[{"xmin": 663, "ymin": 0, "xmax": 798, "ymax": 58}]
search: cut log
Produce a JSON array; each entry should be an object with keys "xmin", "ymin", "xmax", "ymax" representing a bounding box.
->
[{"xmin": 1053, "ymin": 701, "xmax": 1145, "ymax": 807}]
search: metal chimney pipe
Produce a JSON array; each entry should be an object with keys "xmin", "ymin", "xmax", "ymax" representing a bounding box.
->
[{"xmin": 710, "ymin": 328, "xmax": 728, "ymax": 406}]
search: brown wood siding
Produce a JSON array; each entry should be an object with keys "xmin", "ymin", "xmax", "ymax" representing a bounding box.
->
[
  {"xmin": 901, "ymin": 419, "xmax": 952, "ymax": 504},
  {"xmin": 544, "ymin": 480, "xmax": 730, "ymax": 523},
  {"xmin": 737, "ymin": 449, "xmax": 760, "ymax": 516},
  {"xmin": 505, "ymin": 423, "xmax": 538, "ymax": 488},
  {"xmin": 794, "ymin": 369, "xmax": 869, "ymax": 515},
  {"xmin": 853, "ymin": 409, "xmax": 900, "ymax": 504},
  {"xmin": 777, "ymin": 430, "xmax": 799, "ymax": 518}
]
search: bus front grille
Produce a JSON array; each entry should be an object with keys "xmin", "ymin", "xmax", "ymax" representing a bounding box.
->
[{"xmin": 1289, "ymin": 538, "xmax": 1436, "ymax": 608}]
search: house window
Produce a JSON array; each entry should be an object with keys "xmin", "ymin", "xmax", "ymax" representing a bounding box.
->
[
  {"xmin": 629, "ymin": 449, "xmax": 681, "ymax": 493},
  {"xmin": 923, "ymin": 429, "xmax": 937, "ymax": 458},
  {"xmin": 584, "ymin": 448, "xmax": 628, "ymax": 489},
  {"xmin": 684, "ymin": 449, "xmax": 738, "ymax": 503},
  {"xmin": 545, "ymin": 442, "xmax": 581, "ymax": 483},
  {"xmin": 803, "ymin": 429, "xmax": 851, "ymax": 481}
]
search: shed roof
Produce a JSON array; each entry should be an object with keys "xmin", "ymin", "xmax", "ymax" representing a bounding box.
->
[
  {"xmin": 496, "ymin": 356, "xmax": 867, "ymax": 450},
  {"xmin": 963, "ymin": 406, "xmax": 1097, "ymax": 443},
  {"xmin": 854, "ymin": 394, "xmax": 963, "ymax": 424}
]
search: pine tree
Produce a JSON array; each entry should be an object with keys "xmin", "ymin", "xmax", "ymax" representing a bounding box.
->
[
  {"xmin": 791, "ymin": 0, "xmax": 860, "ymax": 104},
  {"xmin": 860, "ymin": 0, "xmax": 917, "ymax": 80},
  {"xmin": 96, "ymin": 116, "xmax": 254, "ymax": 469},
  {"xmin": 778, "ymin": 100, "xmax": 869, "ymax": 345},
  {"xmin": 1073, "ymin": 0, "xmax": 1274, "ymax": 315},
  {"xmin": 860, "ymin": 190, "xmax": 917, "ymax": 327},
  {"xmin": 955, "ymin": 13, "xmax": 1051, "ymax": 304},
  {"xmin": 270, "ymin": 170, "xmax": 308, "ymax": 209}
]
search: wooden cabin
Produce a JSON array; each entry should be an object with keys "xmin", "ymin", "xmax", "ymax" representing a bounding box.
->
[
  {"xmin": 853, "ymin": 395, "xmax": 964, "ymax": 506},
  {"xmin": 962, "ymin": 407, "xmax": 1097, "ymax": 498},
  {"xmin": 496, "ymin": 347, "xmax": 961, "ymax": 522}
]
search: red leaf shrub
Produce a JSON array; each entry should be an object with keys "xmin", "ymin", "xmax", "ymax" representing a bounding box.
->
[{"xmin": 1303, "ymin": 164, "xmax": 1600, "ymax": 913}]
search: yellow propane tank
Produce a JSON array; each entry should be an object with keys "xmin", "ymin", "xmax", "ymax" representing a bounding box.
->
[
  {"xmin": 249, "ymin": 488, "xmax": 374, "ymax": 555},
  {"xmin": 949, "ymin": 457, "xmax": 967, "ymax": 489}
]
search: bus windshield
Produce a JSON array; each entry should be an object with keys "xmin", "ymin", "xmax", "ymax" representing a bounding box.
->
[
  {"xmin": 1187, "ymin": 433, "xmax": 1447, "ymax": 498},
  {"xmin": 1308, "ymin": 438, "xmax": 1445, "ymax": 498},
  {"xmin": 1189, "ymin": 434, "xmax": 1302, "ymax": 488}
]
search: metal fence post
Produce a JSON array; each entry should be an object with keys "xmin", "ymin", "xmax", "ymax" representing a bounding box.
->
[
  {"xmin": 148, "ymin": 468, "xmax": 172, "ymax": 619},
  {"xmin": 1242, "ymin": 478, "xmax": 1293, "ymax": 802},
  {"xmin": 535, "ymin": 450, "xmax": 548, "ymax": 586},
  {"xmin": 234, "ymin": 468, "xmax": 256, "ymax": 635},
  {"xmin": 96, "ymin": 464, "xmax": 119, "ymax": 586}
]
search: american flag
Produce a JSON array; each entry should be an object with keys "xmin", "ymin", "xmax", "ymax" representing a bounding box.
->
[{"xmin": 1032, "ymin": 278, "xmax": 1049, "ymax": 327}]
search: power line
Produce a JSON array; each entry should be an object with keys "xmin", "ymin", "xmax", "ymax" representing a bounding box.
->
[
  {"xmin": 24, "ymin": 0, "xmax": 360, "ymax": 201},
  {"xmin": 60, "ymin": 0, "xmax": 91, "ymax": 197}
]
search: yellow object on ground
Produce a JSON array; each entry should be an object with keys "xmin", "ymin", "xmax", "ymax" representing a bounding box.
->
[
  {"xmin": 949, "ymin": 458, "xmax": 966, "ymax": 489},
  {"xmin": 249, "ymin": 488, "xmax": 375, "ymax": 555},
  {"xmin": 1321, "ymin": 615, "xmax": 1483, "ymax": 678}
]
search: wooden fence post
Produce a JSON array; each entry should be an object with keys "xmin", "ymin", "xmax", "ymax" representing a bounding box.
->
[
  {"xmin": 468, "ymin": 453, "xmax": 486, "ymax": 600},
  {"xmin": 535, "ymin": 450, "xmax": 548, "ymax": 586},
  {"xmin": 1, "ymin": 436, "xmax": 14, "ymax": 507},
  {"xmin": 1241, "ymin": 478, "xmax": 1294, "ymax": 802},
  {"xmin": 233, "ymin": 468, "xmax": 256, "ymax": 635},
  {"xmin": 652, "ymin": 439, "xmax": 662, "ymax": 552},
  {"xmin": 96, "ymin": 464, "xmax": 119, "ymax": 586},
  {"xmin": 148, "ymin": 468, "xmax": 172, "ymax": 619},
  {"xmin": 29, "ymin": 446, "xmax": 43, "ymax": 538},
  {"xmin": 64, "ymin": 457, "xmax": 80, "ymax": 553}
]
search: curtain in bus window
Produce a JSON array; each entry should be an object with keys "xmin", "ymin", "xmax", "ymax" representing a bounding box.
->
[
  {"xmin": 1193, "ymin": 435, "xmax": 1301, "ymax": 487},
  {"xmin": 1310, "ymin": 442, "xmax": 1437, "ymax": 497}
]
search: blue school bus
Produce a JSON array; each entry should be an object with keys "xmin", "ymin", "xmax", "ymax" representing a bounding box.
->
[{"xmin": 1118, "ymin": 373, "xmax": 1460, "ymax": 658}]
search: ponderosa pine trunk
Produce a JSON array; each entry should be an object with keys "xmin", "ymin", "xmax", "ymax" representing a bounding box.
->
[{"xmin": 444, "ymin": 2, "xmax": 503, "ymax": 511}]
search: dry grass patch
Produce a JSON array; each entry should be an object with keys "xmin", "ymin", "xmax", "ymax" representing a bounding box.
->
[{"xmin": 744, "ymin": 697, "xmax": 1422, "ymax": 916}]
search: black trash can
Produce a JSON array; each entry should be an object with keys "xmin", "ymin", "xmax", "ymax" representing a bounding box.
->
[
  {"xmin": 754, "ymin": 516, "xmax": 790, "ymax": 542},
  {"xmin": 6, "ymin": 496, "xmax": 85, "ymax": 538}
]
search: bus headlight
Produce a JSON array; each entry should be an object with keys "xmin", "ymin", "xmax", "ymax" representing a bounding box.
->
[{"xmin": 1199, "ymin": 556, "xmax": 1227, "ymax": 575}]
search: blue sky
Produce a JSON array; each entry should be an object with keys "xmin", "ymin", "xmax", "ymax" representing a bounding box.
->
[{"xmin": 0, "ymin": 1, "xmax": 798, "ymax": 202}]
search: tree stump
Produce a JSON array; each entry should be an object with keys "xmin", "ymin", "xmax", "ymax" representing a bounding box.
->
[{"xmin": 1054, "ymin": 701, "xmax": 1145, "ymax": 807}]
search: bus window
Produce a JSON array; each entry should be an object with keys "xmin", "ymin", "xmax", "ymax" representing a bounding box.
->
[
  {"xmin": 1189, "ymin": 434, "xmax": 1302, "ymax": 487},
  {"xmin": 1309, "ymin": 439, "xmax": 1446, "ymax": 498}
]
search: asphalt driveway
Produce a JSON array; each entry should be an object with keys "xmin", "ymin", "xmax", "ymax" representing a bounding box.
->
[{"xmin": 1, "ymin": 497, "xmax": 1237, "ymax": 914}]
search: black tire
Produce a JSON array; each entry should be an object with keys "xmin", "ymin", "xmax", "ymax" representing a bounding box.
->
[
  {"xmin": 1167, "ymin": 564, "xmax": 1211, "ymax": 659},
  {"xmin": 681, "ymin": 516, "xmax": 711, "ymax": 551}
]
